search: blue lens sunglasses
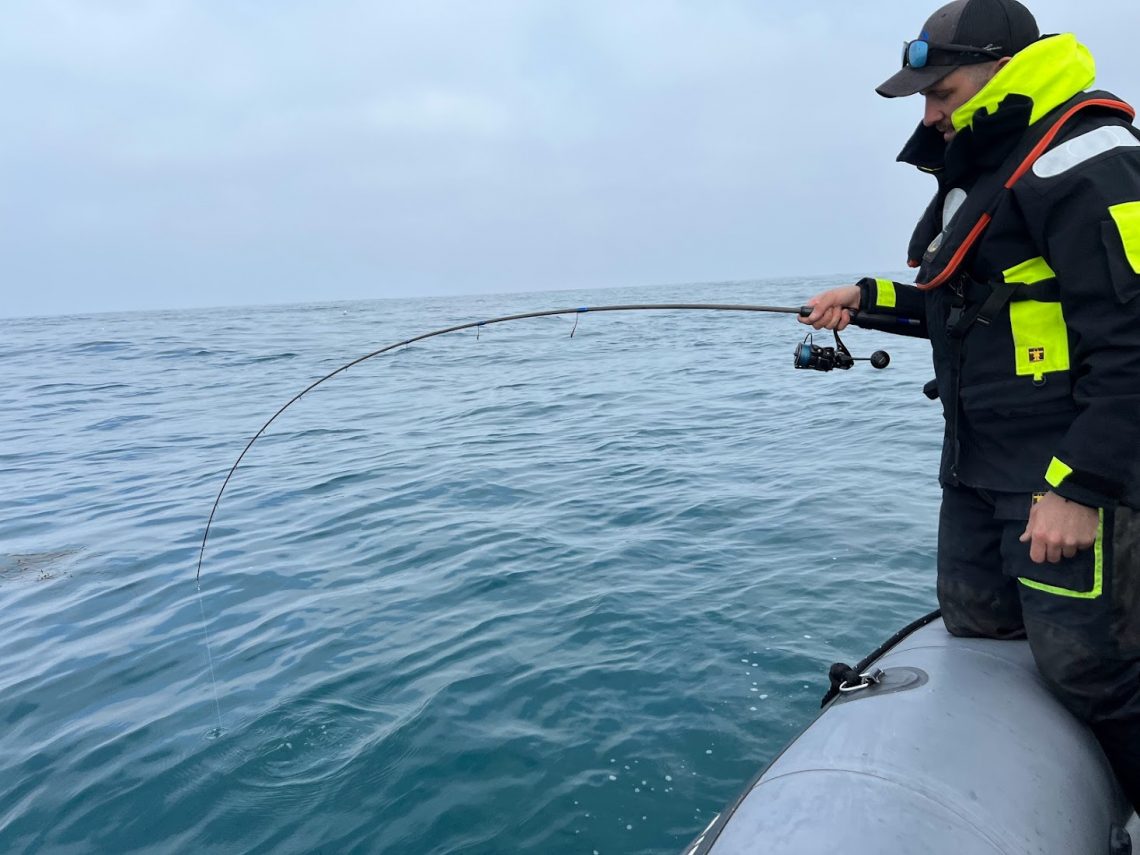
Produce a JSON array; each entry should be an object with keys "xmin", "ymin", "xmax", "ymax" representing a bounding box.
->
[{"xmin": 903, "ymin": 39, "xmax": 1003, "ymax": 69}]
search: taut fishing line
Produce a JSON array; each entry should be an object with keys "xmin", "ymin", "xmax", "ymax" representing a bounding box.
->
[{"xmin": 192, "ymin": 300, "xmax": 906, "ymax": 731}]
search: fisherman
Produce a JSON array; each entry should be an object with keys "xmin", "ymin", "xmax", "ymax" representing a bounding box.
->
[{"xmin": 801, "ymin": 0, "xmax": 1140, "ymax": 811}]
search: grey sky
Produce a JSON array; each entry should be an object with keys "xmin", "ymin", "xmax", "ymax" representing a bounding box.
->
[{"xmin": 2, "ymin": 1, "xmax": 1136, "ymax": 318}]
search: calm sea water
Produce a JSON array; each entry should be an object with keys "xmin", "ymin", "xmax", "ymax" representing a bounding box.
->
[{"xmin": 0, "ymin": 279, "xmax": 941, "ymax": 854}]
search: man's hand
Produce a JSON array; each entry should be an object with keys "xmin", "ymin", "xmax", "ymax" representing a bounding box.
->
[
  {"xmin": 800, "ymin": 285, "xmax": 861, "ymax": 331},
  {"xmin": 1018, "ymin": 491, "xmax": 1100, "ymax": 564}
]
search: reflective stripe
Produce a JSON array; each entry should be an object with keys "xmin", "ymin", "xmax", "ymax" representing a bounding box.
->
[
  {"xmin": 1009, "ymin": 301, "xmax": 1069, "ymax": 380},
  {"xmin": 1046, "ymin": 457, "xmax": 1074, "ymax": 488},
  {"xmin": 1018, "ymin": 509, "xmax": 1104, "ymax": 599},
  {"xmin": 1108, "ymin": 200, "xmax": 1140, "ymax": 274},
  {"xmin": 942, "ymin": 188, "xmax": 967, "ymax": 229},
  {"xmin": 1032, "ymin": 126, "xmax": 1140, "ymax": 179},
  {"xmin": 1002, "ymin": 256, "xmax": 1056, "ymax": 285},
  {"xmin": 874, "ymin": 279, "xmax": 896, "ymax": 309}
]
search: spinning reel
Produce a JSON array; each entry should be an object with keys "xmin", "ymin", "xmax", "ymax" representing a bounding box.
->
[{"xmin": 794, "ymin": 329, "xmax": 890, "ymax": 372}]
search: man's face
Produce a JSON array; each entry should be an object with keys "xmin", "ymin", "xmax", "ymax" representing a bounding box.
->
[{"xmin": 920, "ymin": 65, "xmax": 993, "ymax": 142}]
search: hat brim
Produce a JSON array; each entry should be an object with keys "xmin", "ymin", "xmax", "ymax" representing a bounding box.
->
[{"xmin": 875, "ymin": 64, "xmax": 956, "ymax": 98}]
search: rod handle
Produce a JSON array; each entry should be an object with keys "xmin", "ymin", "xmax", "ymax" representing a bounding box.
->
[{"xmin": 798, "ymin": 305, "xmax": 924, "ymax": 337}]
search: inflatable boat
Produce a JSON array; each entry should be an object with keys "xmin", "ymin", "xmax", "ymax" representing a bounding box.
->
[{"xmin": 686, "ymin": 613, "xmax": 1137, "ymax": 855}]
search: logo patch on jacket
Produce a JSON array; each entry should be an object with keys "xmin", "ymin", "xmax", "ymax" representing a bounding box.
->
[{"xmin": 1028, "ymin": 347, "xmax": 1046, "ymax": 363}]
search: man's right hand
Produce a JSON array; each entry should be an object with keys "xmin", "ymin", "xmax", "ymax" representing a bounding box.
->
[{"xmin": 800, "ymin": 285, "xmax": 862, "ymax": 331}]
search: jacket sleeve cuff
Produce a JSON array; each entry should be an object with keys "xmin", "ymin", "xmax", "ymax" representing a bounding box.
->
[
  {"xmin": 1045, "ymin": 456, "xmax": 1121, "ymax": 509},
  {"xmin": 857, "ymin": 277, "xmax": 900, "ymax": 313}
]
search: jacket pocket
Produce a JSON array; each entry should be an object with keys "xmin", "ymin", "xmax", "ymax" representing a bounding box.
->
[{"xmin": 1008, "ymin": 300, "xmax": 1070, "ymax": 381}]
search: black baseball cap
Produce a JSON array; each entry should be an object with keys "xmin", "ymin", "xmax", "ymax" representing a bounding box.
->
[{"xmin": 876, "ymin": 0, "xmax": 1039, "ymax": 98}]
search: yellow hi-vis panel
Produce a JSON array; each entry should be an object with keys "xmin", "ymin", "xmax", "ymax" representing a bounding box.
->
[
  {"xmin": 1009, "ymin": 300, "xmax": 1070, "ymax": 381},
  {"xmin": 1002, "ymin": 256, "xmax": 1056, "ymax": 285},
  {"xmin": 874, "ymin": 279, "xmax": 896, "ymax": 309},
  {"xmin": 1046, "ymin": 457, "xmax": 1074, "ymax": 488},
  {"xmin": 1109, "ymin": 201, "xmax": 1140, "ymax": 274}
]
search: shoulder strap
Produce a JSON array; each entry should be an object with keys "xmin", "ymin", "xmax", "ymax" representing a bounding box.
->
[{"xmin": 946, "ymin": 281, "xmax": 1019, "ymax": 339}]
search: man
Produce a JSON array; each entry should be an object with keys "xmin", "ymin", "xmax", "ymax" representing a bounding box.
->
[{"xmin": 803, "ymin": 0, "xmax": 1140, "ymax": 811}]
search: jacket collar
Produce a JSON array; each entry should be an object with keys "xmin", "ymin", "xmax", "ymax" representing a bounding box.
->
[
  {"xmin": 896, "ymin": 34, "xmax": 1097, "ymax": 176},
  {"xmin": 951, "ymin": 34, "xmax": 1096, "ymax": 132}
]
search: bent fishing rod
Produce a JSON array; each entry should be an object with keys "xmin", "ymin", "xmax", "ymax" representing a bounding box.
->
[{"xmin": 194, "ymin": 301, "xmax": 919, "ymax": 582}]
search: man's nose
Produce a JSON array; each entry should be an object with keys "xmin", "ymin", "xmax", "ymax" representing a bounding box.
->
[{"xmin": 923, "ymin": 97, "xmax": 943, "ymax": 128}]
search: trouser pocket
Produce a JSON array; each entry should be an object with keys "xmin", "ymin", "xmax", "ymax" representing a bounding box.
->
[{"xmin": 1001, "ymin": 504, "xmax": 1107, "ymax": 599}]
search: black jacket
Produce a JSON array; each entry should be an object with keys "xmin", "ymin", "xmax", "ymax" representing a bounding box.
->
[{"xmin": 860, "ymin": 34, "xmax": 1140, "ymax": 509}]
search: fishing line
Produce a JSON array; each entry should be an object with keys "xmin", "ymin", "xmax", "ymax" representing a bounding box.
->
[
  {"xmin": 194, "ymin": 301, "xmax": 902, "ymax": 583},
  {"xmin": 196, "ymin": 586, "xmax": 225, "ymax": 736}
]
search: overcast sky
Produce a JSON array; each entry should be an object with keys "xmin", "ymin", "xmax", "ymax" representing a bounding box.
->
[{"xmin": 2, "ymin": 1, "xmax": 1136, "ymax": 318}]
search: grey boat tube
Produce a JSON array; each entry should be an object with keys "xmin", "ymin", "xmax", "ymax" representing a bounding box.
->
[{"xmin": 686, "ymin": 616, "xmax": 1135, "ymax": 855}]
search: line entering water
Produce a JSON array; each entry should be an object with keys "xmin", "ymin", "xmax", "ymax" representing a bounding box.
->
[{"xmin": 196, "ymin": 582, "xmax": 225, "ymax": 738}]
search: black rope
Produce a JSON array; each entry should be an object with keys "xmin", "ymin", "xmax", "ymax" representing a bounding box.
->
[
  {"xmin": 195, "ymin": 302, "xmax": 807, "ymax": 582},
  {"xmin": 820, "ymin": 608, "xmax": 942, "ymax": 707}
]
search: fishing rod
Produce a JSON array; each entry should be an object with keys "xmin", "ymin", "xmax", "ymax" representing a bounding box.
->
[{"xmin": 194, "ymin": 301, "xmax": 917, "ymax": 582}]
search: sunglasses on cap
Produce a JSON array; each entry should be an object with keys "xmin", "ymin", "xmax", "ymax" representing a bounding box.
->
[{"xmin": 902, "ymin": 38, "xmax": 1003, "ymax": 69}]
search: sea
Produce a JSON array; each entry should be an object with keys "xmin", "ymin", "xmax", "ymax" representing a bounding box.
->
[{"xmin": 0, "ymin": 278, "xmax": 942, "ymax": 854}]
